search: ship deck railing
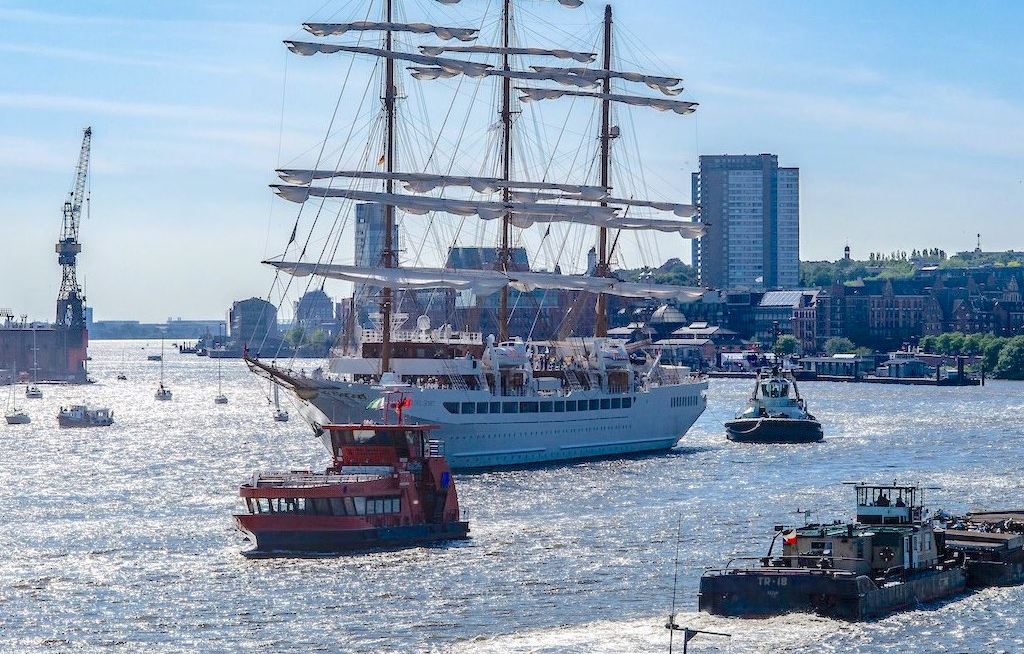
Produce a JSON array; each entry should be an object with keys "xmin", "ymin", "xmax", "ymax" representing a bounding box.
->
[{"xmin": 249, "ymin": 470, "xmax": 390, "ymax": 487}]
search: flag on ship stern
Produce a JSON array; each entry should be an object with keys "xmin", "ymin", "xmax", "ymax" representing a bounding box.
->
[
  {"xmin": 367, "ymin": 398, "xmax": 385, "ymax": 410},
  {"xmin": 782, "ymin": 529, "xmax": 798, "ymax": 546}
]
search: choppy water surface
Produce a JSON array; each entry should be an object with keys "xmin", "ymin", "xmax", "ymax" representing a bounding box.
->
[{"xmin": 2, "ymin": 340, "xmax": 1023, "ymax": 653}]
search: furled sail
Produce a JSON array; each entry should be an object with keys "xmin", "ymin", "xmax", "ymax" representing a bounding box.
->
[
  {"xmin": 275, "ymin": 170, "xmax": 607, "ymax": 199},
  {"xmin": 410, "ymin": 66, "xmax": 601, "ymax": 89},
  {"xmin": 303, "ymin": 22, "xmax": 479, "ymax": 41},
  {"xmin": 509, "ymin": 212, "xmax": 704, "ymax": 237},
  {"xmin": 530, "ymin": 66, "xmax": 683, "ymax": 95},
  {"xmin": 265, "ymin": 261, "xmax": 704, "ymax": 302},
  {"xmin": 284, "ymin": 42, "xmax": 493, "ymax": 77},
  {"xmin": 435, "ymin": 0, "xmax": 583, "ymax": 8},
  {"xmin": 517, "ymin": 86, "xmax": 697, "ymax": 115},
  {"xmin": 510, "ymin": 191, "xmax": 697, "ymax": 217},
  {"xmin": 265, "ymin": 261, "xmax": 510, "ymax": 295},
  {"xmin": 419, "ymin": 45, "xmax": 596, "ymax": 63},
  {"xmin": 271, "ymin": 185, "xmax": 618, "ymax": 221}
]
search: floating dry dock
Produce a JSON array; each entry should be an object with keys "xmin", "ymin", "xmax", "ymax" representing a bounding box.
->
[{"xmin": 699, "ymin": 484, "xmax": 1024, "ymax": 620}]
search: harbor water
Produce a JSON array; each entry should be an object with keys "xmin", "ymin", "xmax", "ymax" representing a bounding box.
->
[{"xmin": 2, "ymin": 340, "xmax": 1022, "ymax": 653}]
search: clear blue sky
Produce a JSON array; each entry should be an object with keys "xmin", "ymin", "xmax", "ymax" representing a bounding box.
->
[{"xmin": 1, "ymin": 1, "xmax": 1022, "ymax": 322}]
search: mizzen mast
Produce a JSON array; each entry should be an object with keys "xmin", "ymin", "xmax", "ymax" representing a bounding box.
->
[
  {"xmin": 594, "ymin": 4, "xmax": 613, "ymax": 337},
  {"xmin": 381, "ymin": 0, "xmax": 398, "ymax": 373},
  {"xmin": 497, "ymin": 0, "xmax": 514, "ymax": 342}
]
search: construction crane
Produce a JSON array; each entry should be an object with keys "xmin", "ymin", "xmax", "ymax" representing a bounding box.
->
[{"xmin": 56, "ymin": 126, "xmax": 91, "ymax": 331}]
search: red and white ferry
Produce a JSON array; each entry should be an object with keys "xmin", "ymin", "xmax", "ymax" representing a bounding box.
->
[{"xmin": 234, "ymin": 392, "xmax": 469, "ymax": 556}]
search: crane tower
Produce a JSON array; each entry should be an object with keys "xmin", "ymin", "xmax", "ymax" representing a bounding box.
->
[{"xmin": 56, "ymin": 126, "xmax": 91, "ymax": 332}]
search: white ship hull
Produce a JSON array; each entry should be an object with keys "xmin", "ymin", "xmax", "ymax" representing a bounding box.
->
[{"xmin": 284, "ymin": 377, "xmax": 707, "ymax": 469}]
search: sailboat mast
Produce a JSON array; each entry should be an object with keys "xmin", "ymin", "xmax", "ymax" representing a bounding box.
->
[
  {"xmin": 595, "ymin": 4, "xmax": 613, "ymax": 337},
  {"xmin": 381, "ymin": 0, "xmax": 397, "ymax": 371},
  {"xmin": 498, "ymin": 0, "xmax": 512, "ymax": 342}
]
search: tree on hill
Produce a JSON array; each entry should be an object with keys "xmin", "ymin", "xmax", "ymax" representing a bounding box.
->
[
  {"xmin": 823, "ymin": 336, "xmax": 855, "ymax": 356},
  {"xmin": 994, "ymin": 336, "xmax": 1024, "ymax": 380},
  {"xmin": 773, "ymin": 334, "xmax": 800, "ymax": 356}
]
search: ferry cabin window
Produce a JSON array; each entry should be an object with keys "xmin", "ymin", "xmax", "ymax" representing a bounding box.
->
[
  {"xmin": 503, "ymin": 401, "xmax": 518, "ymax": 414},
  {"xmin": 623, "ymin": 397, "xmax": 632, "ymax": 409},
  {"xmin": 461, "ymin": 402, "xmax": 475, "ymax": 414},
  {"xmin": 589, "ymin": 399, "xmax": 599, "ymax": 411},
  {"xmin": 540, "ymin": 401, "xmax": 552, "ymax": 413},
  {"xmin": 554, "ymin": 401, "xmax": 565, "ymax": 412},
  {"xmin": 444, "ymin": 402, "xmax": 459, "ymax": 414},
  {"xmin": 611, "ymin": 398, "xmax": 621, "ymax": 409},
  {"xmin": 490, "ymin": 402, "xmax": 501, "ymax": 413},
  {"xmin": 600, "ymin": 399, "xmax": 610, "ymax": 410},
  {"xmin": 476, "ymin": 402, "xmax": 489, "ymax": 414},
  {"xmin": 520, "ymin": 401, "xmax": 539, "ymax": 413}
]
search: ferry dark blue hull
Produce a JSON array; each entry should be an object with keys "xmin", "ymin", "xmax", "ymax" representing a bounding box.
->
[
  {"xmin": 725, "ymin": 417, "xmax": 822, "ymax": 443},
  {"xmin": 239, "ymin": 521, "xmax": 470, "ymax": 557}
]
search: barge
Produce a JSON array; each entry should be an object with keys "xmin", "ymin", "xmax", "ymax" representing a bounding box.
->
[
  {"xmin": 942, "ymin": 510, "xmax": 1024, "ymax": 587},
  {"xmin": 699, "ymin": 483, "xmax": 965, "ymax": 620}
]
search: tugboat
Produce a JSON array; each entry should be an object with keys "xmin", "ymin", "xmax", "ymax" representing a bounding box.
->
[
  {"xmin": 234, "ymin": 391, "xmax": 469, "ymax": 556},
  {"xmin": 57, "ymin": 404, "xmax": 114, "ymax": 428},
  {"xmin": 724, "ymin": 366, "xmax": 822, "ymax": 443},
  {"xmin": 699, "ymin": 482, "xmax": 966, "ymax": 620}
]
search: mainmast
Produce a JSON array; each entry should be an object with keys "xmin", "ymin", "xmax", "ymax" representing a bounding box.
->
[
  {"xmin": 497, "ymin": 0, "xmax": 513, "ymax": 342},
  {"xmin": 381, "ymin": 0, "xmax": 397, "ymax": 372},
  {"xmin": 594, "ymin": 4, "xmax": 613, "ymax": 337}
]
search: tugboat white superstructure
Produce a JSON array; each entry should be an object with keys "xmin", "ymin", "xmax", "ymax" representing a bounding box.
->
[{"xmin": 725, "ymin": 366, "xmax": 822, "ymax": 443}]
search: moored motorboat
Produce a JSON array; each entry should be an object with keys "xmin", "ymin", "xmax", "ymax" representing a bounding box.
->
[
  {"xmin": 699, "ymin": 483, "xmax": 966, "ymax": 620},
  {"xmin": 234, "ymin": 392, "xmax": 469, "ymax": 556},
  {"xmin": 6, "ymin": 409, "xmax": 31, "ymax": 425},
  {"xmin": 58, "ymin": 404, "xmax": 114, "ymax": 428},
  {"xmin": 724, "ymin": 366, "xmax": 822, "ymax": 443}
]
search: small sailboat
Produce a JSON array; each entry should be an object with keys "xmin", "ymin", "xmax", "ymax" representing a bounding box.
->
[
  {"xmin": 272, "ymin": 383, "xmax": 289, "ymax": 422},
  {"xmin": 116, "ymin": 348, "xmax": 127, "ymax": 380},
  {"xmin": 214, "ymin": 358, "xmax": 228, "ymax": 404},
  {"xmin": 155, "ymin": 338, "xmax": 172, "ymax": 400},
  {"xmin": 5, "ymin": 377, "xmax": 30, "ymax": 425},
  {"xmin": 26, "ymin": 328, "xmax": 42, "ymax": 398}
]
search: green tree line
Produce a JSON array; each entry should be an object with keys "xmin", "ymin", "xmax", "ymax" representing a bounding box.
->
[{"xmin": 918, "ymin": 332, "xmax": 1024, "ymax": 380}]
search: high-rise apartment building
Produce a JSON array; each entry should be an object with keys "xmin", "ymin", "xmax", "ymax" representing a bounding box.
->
[
  {"xmin": 353, "ymin": 203, "xmax": 399, "ymax": 325},
  {"xmin": 691, "ymin": 154, "xmax": 800, "ymax": 290}
]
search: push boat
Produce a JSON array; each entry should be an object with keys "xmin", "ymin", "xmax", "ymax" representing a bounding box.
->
[
  {"xmin": 57, "ymin": 404, "xmax": 114, "ymax": 428},
  {"xmin": 724, "ymin": 366, "xmax": 822, "ymax": 443},
  {"xmin": 699, "ymin": 483, "xmax": 967, "ymax": 620},
  {"xmin": 234, "ymin": 392, "xmax": 469, "ymax": 556}
]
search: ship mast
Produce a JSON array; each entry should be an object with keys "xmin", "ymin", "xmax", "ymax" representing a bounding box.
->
[
  {"xmin": 594, "ymin": 4, "xmax": 613, "ymax": 337},
  {"xmin": 497, "ymin": 0, "xmax": 513, "ymax": 342},
  {"xmin": 381, "ymin": 0, "xmax": 397, "ymax": 372}
]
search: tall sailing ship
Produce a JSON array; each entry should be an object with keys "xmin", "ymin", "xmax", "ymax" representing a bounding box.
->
[{"xmin": 248, "ymin": 0, "xmax": 709, "ymax": 469}]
